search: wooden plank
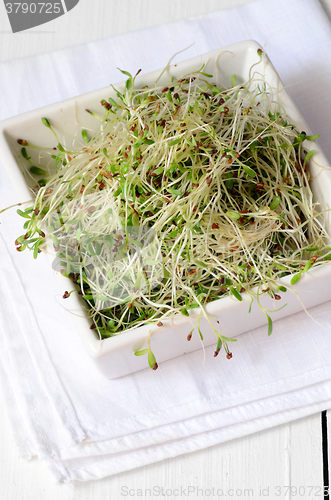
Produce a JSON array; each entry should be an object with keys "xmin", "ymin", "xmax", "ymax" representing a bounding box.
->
[
  {"xmin": 290, "ymin": 413, "xmax": 324, "ymax": 497},
  {"xmin": 326, "ymin": 410, "xmax": 331, "ymax": 498}
]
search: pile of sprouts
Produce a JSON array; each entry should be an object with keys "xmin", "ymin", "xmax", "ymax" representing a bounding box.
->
[{"xmin": 12, "ymin": 50, "xmax": 331, "ymax": 369}]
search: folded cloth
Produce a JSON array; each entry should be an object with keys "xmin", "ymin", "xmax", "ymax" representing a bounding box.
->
[{"xmin": 0, "ymin": 0, "xmax": 331, "ymax": 484}]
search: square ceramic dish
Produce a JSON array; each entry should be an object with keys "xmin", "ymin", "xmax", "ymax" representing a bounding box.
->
[{"xmin": 1, "ymin": 40, "xmax": 331, "ymax": 378}]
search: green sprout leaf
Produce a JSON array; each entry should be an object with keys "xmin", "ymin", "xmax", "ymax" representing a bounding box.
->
[
  {"xmin": 103, "ymin": 148, "xmax": 110, "ymax": 159},
  {"xmin": 144, "ymin": 138, "xmax": 155, "ymax": 145},
  {"xmin": 242, "ymin": 165, "xmax": 256, "ymax": 177},
  {"xmin": 167, "ymin": 188, "xmax": 182, "ymax": 196},
  {"xmin": 108, "ymin": 97, "xmax": 119, "ymax": 108},
  {"xmin": 33, "ymin": 240, "xmax": 42, "ymax": 259},
  {"xmin": 30, "ymin": 166, "xmax": 47, "ymax": 176},
  {"xmin": 134, "ymin": 349, "xmax": 149, "ymax": 356},
  {"xmin": 305, "ymin": 134, "xmax": 319, "ymax": 141},
  {"xmin": 230, "ymin": 287, "xmax": 242, "ymax": 301},
  {"xmin": 17, "ymin": 209, "xmax": 31, "ymax": 219},
  {"xmin": 168, "ymin": 138, "xmax": 182, "ymax": 146},
  {"xmin": 200, "ymin": 71, "xmax": 213, "ymax": 78},
  {"xmin": 21, "ymin": 147, "xmax": 30, "ymax": 161},
  {"xmin": 243, "ymin": 165, "xmax": 256, "ymax": 177},
  {"xmin": 304, "ymin": 150, "xmax": 316, "ymax": 164},
  {"xmin": 296, "ymin": 133, "xmax": 306, "ymax": 143},
  {"xmin": 303, "ymin": 260, "xmax": 313, "ymax": 272},
  {"xmin": 82, "ymin": 130, "xmax": 89, "ymax": 143},
  {"xmin": 41, "ymin": 117, "xmax": 51, "ymax": 128},
  {"xmin": 214, "ymin": 336, "xmax": 222, "ymax": 356},
  {"xmin": 270, "ymin": 196, "xmax": 281, "ymax": 210},
  {"xmin": 267, "ymin": 314, "xmax": 273, "ymax": 336},
  {"xmin": 220, "ymin": 335, "xmax": 237, "ymax": 342},
  {"xmin": 290, "ymin": 271, "xmax": 302, "ymax": 285},
  {"xmin": 194, "ymin": 260, "xmax": 207, "ymax": 268},
  {"xmin": 226, "ymin": 211, "xmax": 240, "ymax": 220}
]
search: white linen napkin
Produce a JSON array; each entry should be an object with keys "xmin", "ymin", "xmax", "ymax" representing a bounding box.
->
[{"xmin": 0, "ymin": 0, "xmax": 331, "ymax": 484}]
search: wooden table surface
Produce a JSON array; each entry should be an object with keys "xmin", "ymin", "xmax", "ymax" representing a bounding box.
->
[{"xmin": 0, "ymin": 1, "xmax": 330, "ymax": 498}]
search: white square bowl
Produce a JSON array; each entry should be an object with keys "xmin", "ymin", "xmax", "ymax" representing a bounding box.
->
[{"xmin": 0, "ymin": 40, "xmax": 331, "ymax": 378}]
